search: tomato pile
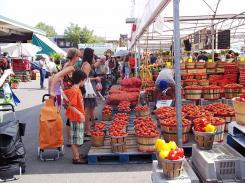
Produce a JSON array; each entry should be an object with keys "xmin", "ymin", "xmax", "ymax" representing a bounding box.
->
[
  {"xmin": 193, "ymin": 118, "xmax": 216, "ymax": 132},
  {"xmin": 134, "ymin": 117, "xmax": 160, "ymax": 138},
  {"xmin": 91, "ymin": 131, "xmax": 105, "ymax": 136},
  {"xmin": 109, "ymin": 130, "xmax": 127, "ymax": 137},
  {"xmin": 182, "ymin": 104, "xmax": 213, "ymax": 119},
  {"xmin": 107, "ymin": 92, "xmax": 139, "ymax": 105},
  {"xmin": 202, "ymin": 85, "xmax": 221, "ymax": 91},
  {"xmin": 114, "ymin": 113, "xmax": 129, "ymax": 121},
  {"xmin": 194, "ymin": 116, "xmax": 225, "ymax": 127},
  {"xmin": 102, "ymin": 105, "xmax": 113, "ymax": 116},
  {"xmin": 135, "ymin": 105, "xmax": 149, "ymax": 112},
  {"xmin": 160, "ymin": 117, "xmax": 191, "ymax": 127},
  {"xmin": 224, "ymin": 83, "xmax": 243, "ymax": 89},
  {"xmin": 184, "ymin": 85, "xmax": 202, "ymax": 90},
  {"xmin": 118, "ymin": 101, "xmax": 131, "ymax": 113},
  {"xmin": 204, "ymin": 103, "xmax": 235, "ymax": 116},
  {"xmin": 94, "ymin": 121, "xmax": 106, "ymax": 131}
]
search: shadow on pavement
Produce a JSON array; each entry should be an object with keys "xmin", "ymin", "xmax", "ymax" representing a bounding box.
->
[{"xmin": 3, "ymin": 103, "xmax": 151, "ymax": 175}]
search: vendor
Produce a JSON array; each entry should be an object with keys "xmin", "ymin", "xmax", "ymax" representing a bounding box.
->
[{"xmin": 155, "ymin": 67, "xmax": 175, "ymax": 99}]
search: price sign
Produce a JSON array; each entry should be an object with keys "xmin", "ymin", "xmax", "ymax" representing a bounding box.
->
[{"xmin": 156, "ymin": 100, "xmax": 173, "ymax": 108}]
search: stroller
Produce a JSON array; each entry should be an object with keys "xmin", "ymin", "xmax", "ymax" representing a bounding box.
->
[
  {"xmin": 0, "ymin": 103, "xmax": 26, "ymax": 181},
  {"xmin": 38, "ymin": 94, "xmax": 64, "ymax": 161}
]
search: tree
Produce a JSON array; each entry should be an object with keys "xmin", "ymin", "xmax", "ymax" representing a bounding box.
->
[
  {"xmin": 90, "ymin": 35, "xmax": 106, "ymax": 43},
  {"xmin": 35, "ymin": 22, "xmax": 57, "ymax": 37},
  {"xmin": 64, "ymin": 23, "xmax": 82, "ymax": 47},
  {"xmin": 80, "ymin": 26, "xmax": 94, "ymax": 43}
]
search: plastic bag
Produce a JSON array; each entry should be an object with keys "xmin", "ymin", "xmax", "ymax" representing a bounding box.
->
[
  {"xmin": 84, "ymin": 78, "xmax": 96, "ymax": 98},
  {"xmin": 96, "ymin": 82, "xmax": 103, "ymax": 91}
]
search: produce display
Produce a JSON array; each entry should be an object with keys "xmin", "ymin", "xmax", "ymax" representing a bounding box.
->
[
  {"xmin": 102, "ymin": 105, "xmax": 113, "ymax": 121},
  {"xmin": 120, "ymin": 77, "xmax": 141, "ymax": 88},
  {"xmin": 94, "ymin": 121, "xmax": 106, "ymax": 131},
  {"xmin": 193, "ymin": 118, "xmax": 216, "ymax": 132},
  {"xmin": 91, "ymin": 130, "xmax": 105, "ymax": 147},
  {"xmin": 202, "ymin": 85, "xmax": 221, "ymax": 100},
  {"xmin": 224, "ymin": 83, "xmax": 243, "ymax": 99},
  {"xmin": 135, "ymin": 105, "xmax": 150, "ymax": 117},
  {"xmin": 183, "ymin": 79, "xmax": 198, "ymax": 86},
  {"xmin": 204, "ymin": 103, "xmax": 235, "ymax": 116},
  {"xmin": 91, "ymin": 130, "xmax": 105, "ymax": 136},
  {"xmin": 184, "ymin": 85, "xmax": 202, "ymax": 100},
  {"xmin": 114, "ymin": 113, "xmax": 129, "ymax": 121},
  {"xmin": 118, "ymin": 101, "xmax": 131, "ymax": 113},
  {"xmin": 107, "ymin": 91, "xmax": 139, "ymax": 105},
  {"xmin": 198, "ymin": 79, "xmax": 209, "ymax": 86}
]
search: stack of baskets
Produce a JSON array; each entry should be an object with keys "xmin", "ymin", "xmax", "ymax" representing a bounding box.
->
[
  {"xmin": 185, "ymin": 62, "xmax": 195, "ymax": 69},
  {"xmin": 224, "ymin": 84, "xmax": 243, "ymax": 99},
  {"xmin": 137, "ymin": 136, "xmax": 160, "ymax": 152},
  {"xmin": 183, "ymin": 79, "xmax": 198, "ymax": 86},
  {"xmin": 110, "ymin": 135, "xmax": 127, "ymax": 153},
  {"xmin": 195, "ymin": 62, "xmax": 206, "ymax": 69},
  {"xmin": 202, "ymin": 85, "xmax": 221, "ymax": 100},
  {"xmin": 184, "ymin": 85, "xmax": 202, "ymax": 100}
]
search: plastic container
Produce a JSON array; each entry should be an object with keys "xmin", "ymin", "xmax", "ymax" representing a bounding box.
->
[{"xmin": 191, "ymin": 144, "xmax": 245, "ymax": 182}]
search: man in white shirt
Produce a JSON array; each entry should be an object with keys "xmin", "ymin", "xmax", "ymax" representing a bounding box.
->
[
  {"xmin": 39, "ymin": 56, "xmax": 47, "ymax": 89},
  {"xmin": 155, "ymin": 68, "xmax": 175, "ymax": 99}
]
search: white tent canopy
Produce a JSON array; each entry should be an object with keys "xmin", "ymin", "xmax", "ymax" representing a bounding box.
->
[{"xmin": 130, "ymin": 0, "xmax": 245, "ymax": 51}]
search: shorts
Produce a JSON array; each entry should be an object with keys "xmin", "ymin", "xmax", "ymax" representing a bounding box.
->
[
  {"xmin": 70, "ymin": 121, "xmax": 84, "ymax": 145},
  {"xmin": 84, "ymin": 98, "xmax": 97, "ymax": 108}
]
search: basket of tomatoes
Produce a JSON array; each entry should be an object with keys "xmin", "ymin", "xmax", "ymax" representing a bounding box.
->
[
  {"xmin": 118, "ymin": 101, "xmax": 131, "ymax": 114},
  {"xmin": 224, "ymin": 84, "xmax": 243, "ymax": 99},
  {"xmin": 135, "ymin": 105, "xmax": 150, "ymax": 117},
  {"xmin": 91, "ymin": 131, "xmax": 105, "ymax": 147},
  {"xmin": 185, "ymin": 62, "xmax": 195, "ymax": 69},
  {"xmin": 205, "ymin": 103, "xmax": 235, "ymax": 131},
  {"xmin": 195, "ymin": 73, "xmax": 207, "ymax": 80},
  {"xmin": 102, "ymin": 105, "xmax": 113, "ymax": 121},
  {"xmin": 181, "ymin": 73, "xmax": 194, "ymax": 80},
  {"xmin": 202, "ymin": 85, "xmax": 221, "ymax": 100},
  {"xmin": 134, "ymin": 117, "xmax": 160, "ymax": 152},
  {"xmin": 184, "ymin": 85, "xmax": 202, "ymax": 100},
  {"xmin": 198, "ymin": 79, "xmax": 209, "ymax": 86},
  {"xmin": 195, "ymin": 62, "xmax": 206, "ymax": 69},
  {"xmin": 160, "ymin": 117, "xmax": 191, "ymax": 144},
  {"xmin": 193, "ymin": 118, "xmax": 217, "ymax": 150},
  {"xmin": 109, "ymin": 130, "xmax": 128, "ymax": 153},
  {"xmin": 183, "ymin": 79, "xmax": 198, "ymax": 87}
]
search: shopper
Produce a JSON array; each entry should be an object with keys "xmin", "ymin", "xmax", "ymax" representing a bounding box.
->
[
  {"xmin": 48, "ymin": 66, "xmax": 63, "ymax": 112},
  {"xmin": 123, "ymin": 55, "xmax": 130, "ymax": 79},
  {"xmin": 64, "ymin": 70, "xmax": 87, "ymax": 164},
  {"xmin": 81, "ymin": 48, "xmax": 100, "ymax": 136},
  {"xmin": 50, "ymin": 48, "xmax": 80, "ymax": 146},
  {"xmin": 129, "ymin": 52, "xmax": 136, "ymax": 77},
  {"xmin": 39, "ymin": 56, "xmax": 47, "ymax": 89},
  {"xmin": 96, "ymin": 55, "xmax": 109, "ymax": 96}
]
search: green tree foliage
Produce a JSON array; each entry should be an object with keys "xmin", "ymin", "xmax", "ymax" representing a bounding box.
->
[
  {"xmin": 64, "ymin": 23, "xmax": 82, "ymax": 47},
  {"xmin": 35, "ymin": 22, "xmax": 57, "ymax": 37},
  {"xmin": 64, "ymin": 24, "xmax": 105, "ymax": 46}
]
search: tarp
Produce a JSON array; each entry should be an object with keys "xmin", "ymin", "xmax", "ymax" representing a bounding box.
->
[{"xmin": 32, "ymin": 34, "xmax": 66, "ymax": 56}]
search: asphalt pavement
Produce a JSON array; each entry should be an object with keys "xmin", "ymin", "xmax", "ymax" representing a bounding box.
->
[{"xmin": 5, "ymin": 80, "xmax": 152, "ymax": 183}]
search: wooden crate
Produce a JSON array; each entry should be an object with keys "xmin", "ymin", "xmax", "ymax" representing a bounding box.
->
[{"xmin": 187, "ymin": 69, "xmax": 206, "ymax": 74}]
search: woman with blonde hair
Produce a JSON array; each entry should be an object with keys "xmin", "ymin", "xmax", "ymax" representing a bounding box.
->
[{"xmin": 50, "ymin": 48, "xmax": 81, "ymax": 146}]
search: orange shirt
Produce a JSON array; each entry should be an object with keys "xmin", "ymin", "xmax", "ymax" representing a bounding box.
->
[{"xmin": 64, "ymin": 87, "xmax": 85, "ymax": 122}]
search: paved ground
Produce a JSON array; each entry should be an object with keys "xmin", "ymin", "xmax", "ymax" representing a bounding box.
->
[{"xmin": 3, "ymin": 80, "xmax": 152, "ymax": 183}]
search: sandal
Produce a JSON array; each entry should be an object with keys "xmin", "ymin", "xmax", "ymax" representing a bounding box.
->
[{"xmin": 72, "ymin": 158, "xmax": 87, "ymax": 164}]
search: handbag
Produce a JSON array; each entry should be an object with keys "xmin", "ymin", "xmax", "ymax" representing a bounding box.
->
[{"xmin": 84, "ymin": 78, "xmax": 96, "ymax": 98}]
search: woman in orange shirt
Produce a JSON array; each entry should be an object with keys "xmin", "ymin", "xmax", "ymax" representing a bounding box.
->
[{"xmin": 64, "ymin": 70, "xmax": 87, "ymax": 164}]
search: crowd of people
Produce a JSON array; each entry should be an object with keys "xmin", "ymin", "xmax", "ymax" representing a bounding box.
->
[{"xmin": 36, "ymin": 48, "xmax": 136, "ymax": 164}]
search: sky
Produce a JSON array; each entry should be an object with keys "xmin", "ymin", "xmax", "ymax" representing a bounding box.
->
[{"xmin": 0, "ymin": 0, "xmax": 148, "ymax": 40}]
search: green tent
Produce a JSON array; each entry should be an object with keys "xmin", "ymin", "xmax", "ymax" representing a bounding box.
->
[{"xmin": 32, "ymin": 34, "xmax": 66, "ymax": 56}]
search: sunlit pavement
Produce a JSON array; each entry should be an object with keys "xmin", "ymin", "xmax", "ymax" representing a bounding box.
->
[{"xmin": 9, "ymin": 80, "xmax": 151, "ymax": 183}]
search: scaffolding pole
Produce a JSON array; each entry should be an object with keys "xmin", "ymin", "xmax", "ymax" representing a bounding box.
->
[{"xmin": 173, "ymin": 0, "xmax": 183, "ymax": 147}]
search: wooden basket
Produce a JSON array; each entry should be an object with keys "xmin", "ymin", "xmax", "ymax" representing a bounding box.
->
[
  {"xmin": 215, "ymin": 115, "xmax": 236, "ymax": 132},
  {"xmin": 195, "ymin": 62, "xmax": 206, "ymax": 69},
  {"xmin": 91, "ymin": 135, "xmax": 105, "ymax": 147},
  {"xmin": 198, "ymin": 80, "xmax": 209, "ymax": 86},
  {"xmin": 224, "ymin": 88, "xmax": 242, "ymax": 99},
  {"xmin": 233, "ymin": 98, "xmax": 245, "ymax": 126},
  {"xmin": 110, "ymin": 135, "xmax": 127, "ymax": 153},
  {"xmin": 160, "ymin": 158, "xmax": 184, "ymax": 178},
  {"xmin": 184, "ymin": 89, "xmax": 202, "ymax": 100},
  {"xmin": 217, "ymin": 62, "xmax": 225, "ymax": 68},
  {"xmin": 180, "ymin": 62, "xmax": 186, "ymax": 69},
  {"xmin": 135, "ymin": 110, "xmax": 150, "ymax": 117},
  {"xmin": 202, "ymin": 88, "xmax": 221, "ymax": 100},
  {"xmin": 137, "ymin": 136, "xmax": 159, "ymax": 152},
  {"xmin": 183, "ymin": 80, "xmax": 198, "ymax": 86},
  {"xmin": 206, "ymin": 62, "xmax": 217, "ymax": 69},
  {"xmin": 212, "ymin": 122, "xmax": 225, "ymax": 142},
  {"xmin": 186, "ymin": 62, "xmax": 195, "ymax": 69},
  {"xmin": 161, "ymin": 125, "xmax": 191, "ymax": 144},
  {"xmin": 193, "ymin": 128, "xmax": 216, "ymax": 150},
  {"xmin": 195, "ymin": 74, "xmax": 207, "ymax": 80},
  {"xmin": 102, "ymin": 114, "xmax": 112, "ymax": 121}
]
